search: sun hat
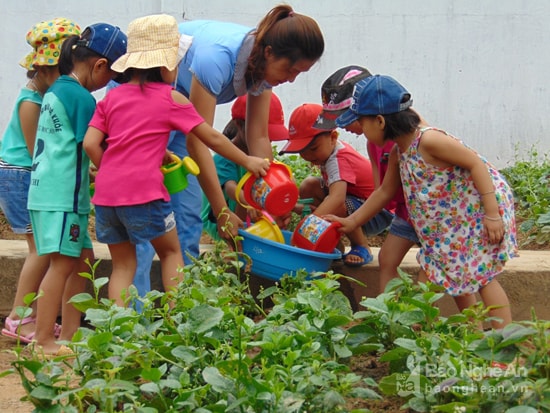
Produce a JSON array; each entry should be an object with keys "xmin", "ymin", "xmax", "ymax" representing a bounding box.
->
[
  {"xmin": 112, "ymin": 14, "xmax": 191, "ymax": 73},
  {"xmin": 336, "ymin": 74, "xmax": 413, "ymax": 127},
  {"xmin": 230, "ymin": 93, "xmax": 289, "ymax": 141},
  {"xmin": 19, "ymin": 17, "xmax": 81, "ymax": 70},
  {"xmin": 313, "ymin": 65, "xmax": 372, "ymax": 130},
  {"xmin": 79, "ymin": 23, "xmax": 127, "ymax": 64},
  {"xmin": 279, "ymin": 103, "xmax": 328, "ymax": 154}
]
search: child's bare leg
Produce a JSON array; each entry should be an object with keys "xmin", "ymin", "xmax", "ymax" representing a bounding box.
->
[
  {"xmin": 151, "ymin": 228, "xmax": 184, "ymax": 294},
  {"xmin": 34, "ymin": 253, "xmax": 76, "ymax": 354},
  {"xmin": 7, "ymin": 233, "xmax": 49, "ymax": 337},
  {"xmin": 378, "ymin": 234, "xmax": 416, "ymax": 293},
  {"xmin": 107, "ymin": 241, "xmax": 137, "ymax": 306},
  {"xmin": 478, "ymin": 279, "xmax": 512, "ymax": 329},
  {"xmin": 453, "ymin": 294, "xmax": 477, "ymax": 312},
  {"xmin": 59, "ymin": 247, "xmax": 94, "ymax": 341},
  {"xmin": 298, "ymin": 176, "xmax": 325, "ymax": 208}
]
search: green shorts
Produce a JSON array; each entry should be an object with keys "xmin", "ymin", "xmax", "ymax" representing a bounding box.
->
[{"xmin": 29, "ymin": 210, "xmax": 93, "ymax": 257}]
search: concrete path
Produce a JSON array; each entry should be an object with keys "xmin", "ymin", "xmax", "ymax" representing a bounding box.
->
[{"xmin": 1, "ymin": 239, "xmax": 549, "ymax": 320}]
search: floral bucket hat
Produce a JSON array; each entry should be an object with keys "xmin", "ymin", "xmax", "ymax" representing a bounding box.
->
[{"xmin": 19, "ymin": 17, "xmax": 81, "ymax": 70}]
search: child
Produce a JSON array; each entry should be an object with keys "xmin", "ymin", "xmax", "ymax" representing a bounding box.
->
[
  {"xmin": 334, "ymin": 74, "xmax": 518, "ymax": 328},
  {"xmin": 83, "ymin": 14, "xmax": 269, "ymax": 306},
  {"xmin": 279, "ymin": 103, "xmax": 393, "ymax": 266},
  {"xmin": 0, "ymin": 18, "xmax": 80, "ymax": 343},
  {"xmin": 315, "ymin": 65, "xmax": 421, "ymax": 293},
  {"xmin": 28, "ymin": 22, "xmax": 128, "ymax": 356},
  {"xmin": 201, "ymin": 93, "xmax": 288, "ymax": 241}
]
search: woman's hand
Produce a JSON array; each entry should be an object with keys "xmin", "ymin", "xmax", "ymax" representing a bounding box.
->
[{"xmin": 217, "ymin": 209, "xmax": 244, "ymax": 248}]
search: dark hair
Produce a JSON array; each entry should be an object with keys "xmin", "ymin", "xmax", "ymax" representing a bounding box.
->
[
  {"xmin": 382, "ymin": 108, "xmax": 421, "ymax": 141},
  {"xmin": 58, "ymin": 28, "xmax": 105, "ymax": 75},
  {"xmin": 247, "ymin": 4, "xmax": 324, "ymax": 82},
  {"xmin": 125, "ymin": 68, "xmax": 164, "ymax": 89},
  {"xmin": 222, "ymin": 119, "xmax": 240, "ymax": 140}
]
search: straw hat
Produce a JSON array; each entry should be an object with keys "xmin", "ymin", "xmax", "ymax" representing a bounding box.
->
[{"xmin": 112, "ymin": 14, "xmax": 190, "ymax": 73}]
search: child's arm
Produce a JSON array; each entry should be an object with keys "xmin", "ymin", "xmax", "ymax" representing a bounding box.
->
[
  {"xmin": 367, "ymin": 143, "xmax": 382, "ymax": 189},
  {"xmin": 190, "ymin": 122, "xmax": 269, "ymax": 177},
  {"xmin": 325, "ymin": 146, "xmax": 401, "ymax": 233},
  {"xmin": 19, "ymin": 101, "xmax": 41, "ymax": 156},
  {"xmin": 83, "ymin": 126, "xmax": 106, "ymax": 168},
  {"xmin": 419, "ymin": 130, "xmax": 504, "ymax": 243},
  {"xmin": 313, "ymin": 181, "xmax": 348, "ymax": 217}
]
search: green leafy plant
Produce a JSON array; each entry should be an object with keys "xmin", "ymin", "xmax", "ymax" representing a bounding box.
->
[
  {"xmin": 9, "ymin": 250, "xmax": 381, "ymax": 412},
  {"xmin": 501, "ymin": 144, "xmax": 550, "ymax": 246}
]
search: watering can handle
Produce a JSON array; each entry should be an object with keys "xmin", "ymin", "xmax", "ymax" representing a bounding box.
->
[
  {"xmin": 181, "ymin": 156, "xmax": 200, "ymax": 176},
  {"xmin": 235, "ymin": 171, "xmax": 254, "ymax": 210}
]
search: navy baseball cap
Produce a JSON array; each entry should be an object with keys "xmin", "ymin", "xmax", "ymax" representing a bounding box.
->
[
  {"xmin": 82, "ymin": 23, "xmax": 127, "ymax": 63},
  {"xmin": 336, "ymin": 75, "xmax": 413, "ymax": 127}
]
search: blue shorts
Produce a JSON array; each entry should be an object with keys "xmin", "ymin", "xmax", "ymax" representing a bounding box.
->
[
  {"xmin": 30, "ymin": 210, "xmax": 93, "ymax": 257},
  {"xmin": 389, "ymin": 215, "xmax": 419, "ymax": 243},
  {"xmin": 95, "ymin": 200, "xmax": 176, "ymax": 245},
  {"xmin": 345, "ymin": 195, "xmax": 394, "ymax": 236},
  {"xmin": 0, "ymin": 165, "xmax": 32, "ymax": 234}
]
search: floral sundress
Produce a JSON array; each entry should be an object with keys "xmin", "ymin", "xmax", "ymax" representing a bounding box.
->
[{"xmin": 399, "ymin": 127, "xmax": 518, "ymax": 296}]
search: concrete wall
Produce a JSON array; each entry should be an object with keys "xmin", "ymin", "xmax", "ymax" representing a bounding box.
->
[{"xmin": 3, "ymin": 0, "xmax": 549, "ymax": 167}]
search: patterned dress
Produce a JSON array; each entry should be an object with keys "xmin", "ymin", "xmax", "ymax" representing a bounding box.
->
[{"xmin": 399, "ymin": 127, "xmax": 518, "ymax": 296}]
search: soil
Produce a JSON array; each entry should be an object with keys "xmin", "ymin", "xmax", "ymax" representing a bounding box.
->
[{"xmin": 0, "ymin": 210, "xmax": 546, "ymax": 412}]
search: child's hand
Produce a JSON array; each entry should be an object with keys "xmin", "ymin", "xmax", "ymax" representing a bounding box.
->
[
  {"xmin": 89, "ymin": 165, "xmax": 98, "ymax": 183},
  {"xmin": 245, "ymin": 156, "xmax": 270, "ymax": 177},
  {"xmin": 323, "ymin": 214, "xmax": 353, "ymax": 234},
  {"xmin": 483, "ymin": 216, "xmax": 505, "ymax": 244},
  {"xmin": 247, "ymin": 208, "xmax": 263, "ymax": 222},
  {"xmin": 162, "ymin": 151, "xmax": 175, "ymax": 165}
]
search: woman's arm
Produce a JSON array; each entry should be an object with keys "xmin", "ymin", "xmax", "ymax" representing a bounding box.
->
[
  {"xmin": 19, "ymin": 101, "xmax": 41, "ymax": 156},
  {"xmin": 244, "ymin": 90, "xmax": 274, "ymax": 159},
  {"xmin": 184, "ymin": 77, "xmax": 249, "ymax": 240}
]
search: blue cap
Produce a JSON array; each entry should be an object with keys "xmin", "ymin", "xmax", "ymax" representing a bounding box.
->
[
  {"xmin": 82, "ymin": 23, "xmax": 127, "ymax": 63},
  {"xmin": 336, "ymin": 75, "xmax": 413, "ymax": 127}
]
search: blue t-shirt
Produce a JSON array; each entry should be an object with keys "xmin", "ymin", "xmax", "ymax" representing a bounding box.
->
[{"xmin": 177, "ymin": 20, "xmax": 271, "ymax": 104}]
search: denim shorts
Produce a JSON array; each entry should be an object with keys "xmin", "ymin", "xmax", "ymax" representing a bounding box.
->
[
  {"xmin": 95, "ymin": 200, "xmax": 176, "ymax": 245},
  {"xmin": 30, "ymin": 210, "xmax": 93, "ymax": 257},
  {"xmin": 0, "ymin": 165, "xmax": 32, "ymax": 234},
  {"xmin": 345, "ymin": 195, "xmax": 395, "ymax": 236},
  {"xmin": 389, "ymin": 215, "xmax": 420, "ymax": 243}
]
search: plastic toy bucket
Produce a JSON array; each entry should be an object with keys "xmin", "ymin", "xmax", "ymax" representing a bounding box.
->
[
  {"xmin": 235, "ymin": 160, "xmax": 298, "ymax": 216},
  {"xmin": 161, "ymin": 154, "xmax": 200, "ymax": 194},
  {"xmin": 239, "ymin": 229, "xmax": 341, "ymax": 281},
  {"xmin": 245, "ymin": 212, "xmax": 284, "ymax": 243},
  {"xmin": 291, "ymin": 214, "xmax": 342, "ymax": 253}
]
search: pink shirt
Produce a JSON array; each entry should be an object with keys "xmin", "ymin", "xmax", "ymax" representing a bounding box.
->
[
  {"xmin": 90, "ymin": 82, "xmax": 204, "ymax": 206},
  {"xmin": 367, "ymin": 141, "xmax": 409, "ymax": 220},
  {"xmin": 322, "ymin": 141, "xmax": 375, "ymax": 199}
]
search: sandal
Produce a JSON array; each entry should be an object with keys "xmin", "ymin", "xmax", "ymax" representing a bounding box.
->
[
  {"xmin": 1, "ymin": 317, "xmax": 62, "ymax": 344},
  {"xmin": 343, "ymin": 245, "xmax": 373, "ymax": 267},
  {"xmin": 1, "ymin": 316, "xmax": 35, "ymax": 344}
]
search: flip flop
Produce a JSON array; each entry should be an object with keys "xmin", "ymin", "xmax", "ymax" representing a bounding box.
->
[
  {"xmin": 1, "ymin": 317, "xmax": 62, "ymax": 344},
  {"xmin": 1, "ymin": 316, "xmax": 35, "ymax": 344},
  {"xmin": 343, "ymin": 245, "xmax": 373, "ymax": 267}
]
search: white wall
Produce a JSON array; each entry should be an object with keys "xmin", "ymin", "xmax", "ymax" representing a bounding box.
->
[{"xmin": 3, "ymin": 0, "xmax": 549, "ymax": 168}]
